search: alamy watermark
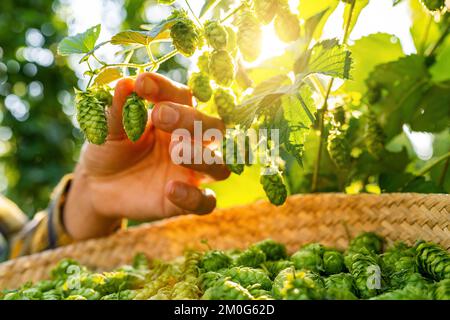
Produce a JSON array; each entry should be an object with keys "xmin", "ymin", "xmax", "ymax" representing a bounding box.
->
[{"xmin": 170, "ymin": 121, "xmax": 281, "ymax": 175}]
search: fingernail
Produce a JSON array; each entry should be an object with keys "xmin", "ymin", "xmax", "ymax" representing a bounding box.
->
[
  {"xmin": 171, "ymin": 184, "xmax": 187, "ymax": 200},
  {"xmin": 158, "ymin": 104, "xmax": 179, "ymax": 126},
  {"xmin": 141, "ymin": 76, "xmax": 158, "ymax": 97}
]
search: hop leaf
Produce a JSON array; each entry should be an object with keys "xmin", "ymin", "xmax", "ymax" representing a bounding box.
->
[
  {"xmin": 274, "ymin": 5, "xmax": 300, "ymax": 43},
  {"xmin": 188, "ymin": 72, "xmax": 213, "ymax": 102},
  {"xmin": 365, "ymin": 112, "xmax": 385, "ymax": 159},
  {"xmin": 76, "ymin": 89, "xmax": 109, "ymax": 145},
  {"xmin": 209, "ymin": 50, "xmax": 235, "ymax": 86},
  {"xmin": 204, "ymin": 20, "xmax": 228, "ymax": 50},
  {"xmin": 260, "ymin": 168, "xmax": 287, "ymax": 206},
  {"xmin": 421, "ymin": 0, "xmax": 445, "ymax": 11},
  {"xmin": 254, "ymin": 0, "xmax": 278, "ymax": 24},
  {"xmin": 327, "ymin": 128, "xmax": 351, "ymax": 170},
  {"xmin": 170, "ymin": 11, "xmax": 201, "ymax": 56},
  {"xmin": 237, "ymin": 10, "xmax": 262, "ymax": 62},
  {"xmin": 214, "ymin": 87, "xmax": 236, "ymax": 125},
  {"xmin": 122, "ymin": 93, "xmax": 148, "ymax": 142}
]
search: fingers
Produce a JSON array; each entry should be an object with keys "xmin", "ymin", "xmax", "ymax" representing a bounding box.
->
[
  {"xmin": 169, "ymin": 138, "xmax": 230, "ymax": 181},
  {"xmin": 165, "ymin": 180, "xmax": 216, "ymax": 214},
  {"xmin": 152, "ymin": 101, "xmax": 225, "ymax": 135},
  {"xmin": 107, "ymin": 78, "xmax": 135, "ymax": 140},
  {"xmin": 135, "ymin": 72, "xmax": 193, "ymax": 106}
]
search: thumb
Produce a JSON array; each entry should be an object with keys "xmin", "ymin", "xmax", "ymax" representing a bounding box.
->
[{"xmin": 107, "ymin": 78, "xmax": 135, "ymax": 140}]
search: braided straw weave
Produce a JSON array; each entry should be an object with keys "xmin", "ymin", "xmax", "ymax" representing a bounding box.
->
[{"xmin": 0, "ymin": 193, "xmax": 448, "ymax": 289}]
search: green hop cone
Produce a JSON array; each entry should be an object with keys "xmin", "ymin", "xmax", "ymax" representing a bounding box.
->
[
  {"xmin": 214, "ymin": 87, "xmax": 236, "ymax": 125},
  {"xmin": 197, "ymin": 51, "xmax": 210, "ymax": 74},
  {"xmin": 188, "ymin": 72, "xmax": 213, "ymax": 102},
  {"xmin": 253, "ymin": 239, "xmax": 287, "ymax": 261},
  {"xmin": 171, "ymin": 281, "xmax": 201, "ymax": 300},
  {"xmin": 170, "ymin": 11, "xmax": 201, "ymax": 57},
  {"xmin": 209, "ymin": 50, "xmax": 235, "ymax": 86},
  {"xmin": 280, "ymin": 270, "xmax": 325, "ymax": 300},
  {"xmin": 421, "ymin": 0, "xmax": 445, "ymax": 11},
  {"xmin": 291, "ymin": 243, "xmax": 324, "ymax": 273},
  {"xmin": 263, "ymin": 260, "xmax": 294, "ymax": 279},
  {"xmin": 237, "ymin": 10, "xmax": 262, "ymax": 62},
  {"xmin": 76, "ymin": 89, "xmax": 108, "ymax": 145},
  {"xmin": 325, "ymin": 273, "xmax": 356, "ymax": 293},
  {"xmin": 222, "ymin": 132, "xmax": 251, "ymax": 175},
  {"xmin": 122, "ymin": 93, "xmax": 148, "ymax": 142},
  {"xmin": 254, "ymin": 0, "xmax": 278, "ymax": 24},
  {"xmin": 204, "ymin": 20, "xmax": 228, "ymax": 50},
  {"xmin": 331, "ymin": 105, "xmax": 346, "ymax": 126},
  {"xmin": 260, "ymin": 169, "xmax": 288, "ymax": 206},
  {"xmin": 199, "ymin": 250, "xmax": 232, "ymax": 272},
  {"xmin": 272, "ymin": 267, "xmax": 295, "ymax": 299},
  {"xmin": 415, "ymin": 241, "xmax": 450, "ymax": 281},
  {"xmin": 236, "ymin": 247, "xmax": 267, "ymax": 268},
  {"xmin": 365, "ymin": 112, "xmax": 385, "ymax": 159},
  {"xmin": 323, "ymin": 249, "xmax": 345, "ymax": 275},
  {"xmin": 327, "ymin": 128, "xmax": 351, "ymax": 170},
  {"xmin": 274, "ymin": 6, "xmax": 300, "ymax": 43},
  {"xmin": 93, "ymin": 87, "xmax": 113, "ymax": 107},
  {"xmin": 348, "ymin": 232, "xmax": 385, "ymax": 255}
]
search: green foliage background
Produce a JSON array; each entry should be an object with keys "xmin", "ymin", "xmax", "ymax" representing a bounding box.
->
[{"xmin": 0, "ymin": 0, "xmax": 449, "ymax": 216}]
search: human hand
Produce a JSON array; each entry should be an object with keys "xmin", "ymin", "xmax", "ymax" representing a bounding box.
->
[{"xmin": 64, "ymin": 73, "xmax": 229, "ymax": 240}]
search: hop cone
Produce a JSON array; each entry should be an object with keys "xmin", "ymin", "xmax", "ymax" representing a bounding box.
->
[
  {"xmin": 274, "ymin": 6, "xmax": 300, "ymax": 43},
  {"xmin": 170, "ymin": 11, "xmax": 201, "ymax": 57},
  {"xmin": 209, "ymin": 50, "xmax": 235, "ymax": 86},
  {"xmin": 291, "ymin": 243, "xmax": 324, "ymax": 273},
  {"xmin": 348, "ymin": 232, "xmax": 384, "ymax": 255},
  {"xmin": 236, "ymin": 247, "xmax": 267, "ymax": 268},
  {"xmin": 415, "ymin": 241, "xmax": 450, "ymax": 281},
  {"xmin": 332, "ymin": 105, "xmax": 346, "ymax": 125},
  {"xmin": 171, "ymin": 281, "xmax": 201, "ymax": 300},
  {"xmin": 199, "ymin": 272, "xmax": 223, "ymax": 291},
  {"xmin": 345, "ymin": 250, "xmax": 384, "ymax": 298},
  {"xmin": 199, "ymin": 250, "xmax": 232, "ymax": 272},
  {"xmin": 222, "ymin": 133, "xmax": 250, "ymax": 175},
  {"xmin": 76, "ymin": 90, "xmax": 108, "ymax": 145},
  {"xmin": 254, "ymin": 0, "xmax": 278, "ymax": 24},
  {"xmin": 122, "ymin": 93, "xmax": 148, "ymax": 142},
  {"xmin": 93, "ymin": 87, "xmax": 113, "ymax": 107},
  {"xmin": 204, "ymin": 20, "xmax": 228, "ymax": 50},
  {"xmin": 221, "ymin": 266, "xmax": 272, "ymax": 290},
  {"xmin": 202, "ymin": 279, "xmax": 253, "ymax": 300},
  {"xmin": 323, "ymin": 249, "xmax": 345, "ymax": 275},
  {"xmin": 237, "ymin": 10, "xmax": 262, "ymax": 62},
  {"xmin": 197, "ymin": 51, "xmax": 210, "ymax": 74},
  {"xmin": 371, "ymin": 286, "xmax": 431, "ymax": 300},
  {"xmin": 260, "ymin": 170, "xmax": 287, "ymax": 206},
  {"xmin": 325, "ymin": 288, "xmax": 358, "ymax": 300},
  {"xmin": 188, "ymin": 72, "xmax": 212, "ymax": 102},
  {"xmin": 421, "ymin": 0, "xmax": 445, "ymax": 11},
  {"xmin": 253, "ymin": 239, "xmax": 287, "ymax": 261},
  {"xmin": 327, "ymin": 128, "xmax": 351, "ymax": 170},
  {"xmin": 280, "ymin": 271, "xmax": 325, "ymax": 300},
  {"xmin": 365, "ymin": 112, "xmax": 385, "ymax": 159},
  {"xmin": 214, "ymin": 87, "xmax": 236, "ymax": 125}
]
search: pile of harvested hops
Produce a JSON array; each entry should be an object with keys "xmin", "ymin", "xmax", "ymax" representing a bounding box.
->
[{"xmin": 1, "ymin": 233, "xmax": 449, "ymax": 300}]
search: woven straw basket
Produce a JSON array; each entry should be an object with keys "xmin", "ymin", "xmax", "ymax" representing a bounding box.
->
[{"xmin": 0, "ymin": 193, "xmax": 449, "ymax": 289}]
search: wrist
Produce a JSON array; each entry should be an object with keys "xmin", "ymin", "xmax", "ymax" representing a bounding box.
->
[{"xmin": 63, "ymin": 167, "xmax": 121, "ymax": 240}]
